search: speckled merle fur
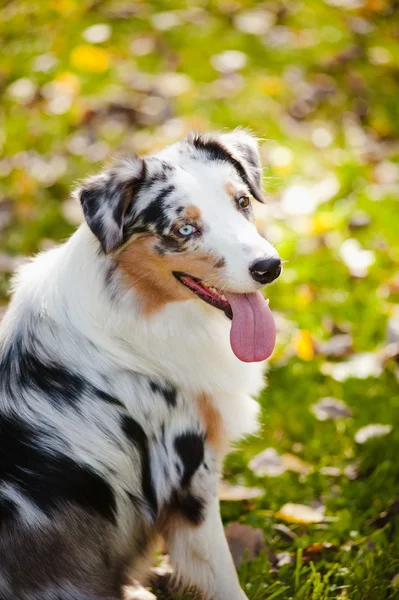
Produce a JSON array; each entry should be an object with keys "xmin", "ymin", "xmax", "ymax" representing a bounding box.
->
[{"xmin": 0, "ymin": 130, "xmax": 274, "ymax": 600}]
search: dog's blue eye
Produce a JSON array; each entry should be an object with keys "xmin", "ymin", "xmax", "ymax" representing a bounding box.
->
[{"xmin": 178, "ymin": 224, "xmax": 197, "ymax": 236}]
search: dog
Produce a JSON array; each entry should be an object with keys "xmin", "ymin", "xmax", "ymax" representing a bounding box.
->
[{"xmin": 0, "ymin": 130, "xmax": 281, "ymax": 600}]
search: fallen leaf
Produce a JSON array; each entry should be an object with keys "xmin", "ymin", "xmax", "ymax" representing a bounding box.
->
[
  {"xmin": 70, "ymin": 45, "xmax": 110, "ymax": 72},
  {"xmin": 7, "ymin": 78, "xmax": 37, "ymax": 104},
  {"xmin": 273, "ymin": 523, "xmax": 298, "ymax": 541},
  {"xmin": 302, "ymin": 542, "xmax": 335, "ymax": 561},
  {"xmin": 293, "ymin": 330, "xmax": 315, "ymax": 361},
  {"xmin": 249, "ymin": 448, "xmax": 286, "ymax": 477},
  {"xmin": 354, "ymin": 424, "xmax": 392, "ymax": 444},
  {"xmin": 321, "ymin": 353, "xmax": 383, "ymax": 380},
  {"xmin": 276, "ymin": 503, "xmax": 325, "ymax": 524},
  {"xmin": 281, "ymin": 453, "xmax": 313, "ymax": 476},
  {"xmin": 225, "ymin": 523, "xmax": 268, "ymax": 568},
  {"xmin": 339, "ymin": 238, "xmax": 375, "ymax": 278},
  {"xmin": 219, "ymin": 481, "xmax": 263, "ymax": 501},
  {"xmin": 311, "ymin": 397, "xmax": 352, "ymax": 421},
  {"xmin": 82, "ymin": 24, "xmax": 111, "ymax": 44},
  {"xmin": 249, "ymin": 448, "xmax": 312, "ymax": 477},
  {"xmin": 316, "ymin": 334, "xmax": 353, "ymax": 358},
  {"xmin": 211, "ymin": 50, "xmax": 247, "ymax": 73},
  {"xmin": 233, "ymin": 9, "xmax": 275, "ymax": 35},
  {"xmin": 392, "ymin": 572, "xmax": 399, "ymax": 587}
]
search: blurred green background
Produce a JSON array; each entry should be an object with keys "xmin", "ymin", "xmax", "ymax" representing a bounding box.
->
[{"xmin": 1, "ymin": 1, "xmax": 399, "ymax": 598}]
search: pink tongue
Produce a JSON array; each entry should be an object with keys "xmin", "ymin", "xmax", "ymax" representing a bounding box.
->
[{"xmin": 225, "ymin": 291, "xmax": 276, "ymax": 363}]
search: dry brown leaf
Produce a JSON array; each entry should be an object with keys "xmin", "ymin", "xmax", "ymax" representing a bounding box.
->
[
  {"xmin": 281, "ymin": 453, "xmax": 313, "ymax": 475},
  {"xmin": 276, "ymin": 503, "xmax": 325, "ymax": 524},
  {"xmin": 225, "ymin": 523, "xmax": 267, "ymax": 569},
  {"xmin": 219, "ymin": 481, "xmax": 263, "ymax": 501}
]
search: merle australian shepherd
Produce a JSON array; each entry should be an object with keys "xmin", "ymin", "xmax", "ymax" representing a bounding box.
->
[{"xmin": 0, "ymin": 130, "xmax": 282, "ymax": 600}]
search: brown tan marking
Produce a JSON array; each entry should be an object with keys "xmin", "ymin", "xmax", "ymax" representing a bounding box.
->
[
  {"xmin": 115, "ymin": 234, "xmax": 223, "ymax": 315},
  {"xmin": 197, "ymin": 393, "xmax": 225, "ymax": 453},
  {"xmin": 184, "ymin": 204, "xmax": 201, "ymax": 221},
  {"xmin": 224, "ymin": 182, "xmax": 235, "ymax": 199}
]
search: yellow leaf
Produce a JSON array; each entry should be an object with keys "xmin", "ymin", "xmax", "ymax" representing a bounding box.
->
[
  {"xmin": 70, "ymin": 45, "xmax": 110, "ymax": 73},
  {"xmin": 257, "ymin": 75, "xmax": 285, "ymax": 96},
  {"xmin": 311, "ymin": 212, "xmax": 339, "ymax": 234},
  {"xmin": 293, "ymin": 330, "xmax": 314, "ymax": 361},
  {"xmin": 276, "ymin": 503, "xmax": 325, "ymax": 524}
]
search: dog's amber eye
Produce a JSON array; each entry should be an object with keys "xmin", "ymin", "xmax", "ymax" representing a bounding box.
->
[{"xmin": 237, "ymin": 196, "xmax": 250, "ymax": 209}]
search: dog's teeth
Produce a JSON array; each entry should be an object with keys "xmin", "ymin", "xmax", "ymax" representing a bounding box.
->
[{"xmin": 220, "ymin": 294, "xmax": 226, "ymax": 301}]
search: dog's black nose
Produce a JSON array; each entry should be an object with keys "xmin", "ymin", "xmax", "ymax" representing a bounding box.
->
[{"xmin": 249, "ymin": 257, "xmax": 282, "ymax": 285}]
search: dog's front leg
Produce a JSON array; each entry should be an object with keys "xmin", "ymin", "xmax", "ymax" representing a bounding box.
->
[{"xmin": 165, "ymin": 495, "xmax": 248, "ymax": 600}]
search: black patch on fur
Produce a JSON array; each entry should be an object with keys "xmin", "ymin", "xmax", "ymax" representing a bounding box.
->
[
  {"xmin": 95, "ymin": 389, "xmax": 126, "ymax": 410},
  {"xmin": 174, "ymin": 432, "xmax": 205, "ymax": 488},
  {"xmin": 149, "ymin": 380, "xmax": 177, "ymax": 407},
  {"xmin": 140, "ymin": 185, "xmax": 175, "ymax": 231},
  {"xmin": 140, "ymin": 160, "xmax": 174, "ymax": 191},
  {"xmin": 171, "ymin": 490, "xmax": 205, "ymax": 525},
  {"xmin": 0, "ymin": 415, "xmax": 117, "ymax": 524},
  {"xmin": 1, "ymin": 339, "xmax": 85, "ymax": 409},
  {"xmin": 190, "ymin": 135, "xmax": 263, "ymax": 202},
  {"xmin": 121, "ymin": 415, "xmax": 158, "ymax": 517},
  {"xmin": 80, "ymin": 159, "xmax": 146, "ymax": 253},
  {"xmin": 0, "ymin": 496, "xmax": 17, "ymax": 524}
]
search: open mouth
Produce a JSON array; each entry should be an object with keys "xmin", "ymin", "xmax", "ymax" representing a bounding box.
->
[
  {"xmin": 172, "ymin": 271, "xmax": 276, "ymax": 363},
  {"xmin": 173, "ymin": 272, "xmax": 233, "ymax": 319}
]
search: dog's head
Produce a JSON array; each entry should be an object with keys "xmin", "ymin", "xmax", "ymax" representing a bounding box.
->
[{"xmin": 77, "ymin": 130, "xmax": 281, "ymax": 362}]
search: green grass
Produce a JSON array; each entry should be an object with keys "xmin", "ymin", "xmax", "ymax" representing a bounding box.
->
[{"xmin": 1, "ymin": 1, "xmax": 399, "ymax": 598}]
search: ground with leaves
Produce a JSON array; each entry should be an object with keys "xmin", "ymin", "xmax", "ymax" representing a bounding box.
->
[{"xmin": 1, "ymin": 1, "xmax": 399, "ymax": 599}]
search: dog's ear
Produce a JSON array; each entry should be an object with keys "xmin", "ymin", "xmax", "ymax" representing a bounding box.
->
[
  {"xmin": 76, "ymin": 156, "xmax": 146, "ymax": 254},
  {"xmin": 219, "ymin": 130, "xmax": 265, "ymax": 203}
]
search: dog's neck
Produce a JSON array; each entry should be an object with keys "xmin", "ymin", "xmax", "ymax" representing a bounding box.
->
[{"xmin": 2, "ymin": 225, "xmax": 264, "ymax": 398}]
